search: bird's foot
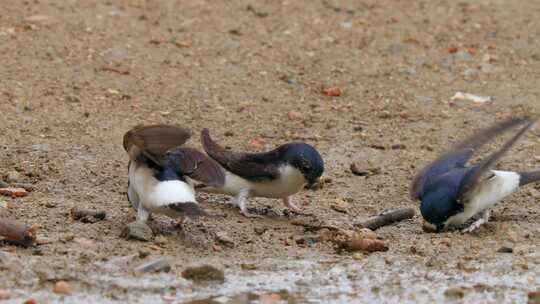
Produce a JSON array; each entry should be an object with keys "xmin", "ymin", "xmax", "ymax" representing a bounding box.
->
[
  {"xmin": 240, "ymin": 208, "xmax": 264, "ymax": 218},
  {"xmin": 287, "ymin": 205, "xmax": 313, "ymax": 216},
  {"xmin": 283, "ymin": 197, "xmax": 313, "ymax": 216},
  {"xmin": 462, "ymin": 217, "xmax": 487, "ymax": 233}
]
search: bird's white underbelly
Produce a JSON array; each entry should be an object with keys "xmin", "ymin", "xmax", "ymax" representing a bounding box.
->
[
  {"xmin": 201, "ymin": 165, "xmax": 307, "ymax": 198},
  {"xmin": 445, "ymin": 170, "xmax": 520, "ymax": 226},
  {"xmin": 129, "ymin": 162, "xmax": 196, "ymax": 211}
]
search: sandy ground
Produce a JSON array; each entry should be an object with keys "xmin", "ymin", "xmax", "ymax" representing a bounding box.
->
[{"xmin": 0, "ymin": 0, "xmax": 539, "ymax": 303}]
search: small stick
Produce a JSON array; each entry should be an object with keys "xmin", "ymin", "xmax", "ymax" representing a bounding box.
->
[
  {"xmin": 0, "ymin": 217, "xmax": 37, "ymax": 246},
  {"xmin": 355, "ymin": 208, "xmax": 415, "ymax": 230}
]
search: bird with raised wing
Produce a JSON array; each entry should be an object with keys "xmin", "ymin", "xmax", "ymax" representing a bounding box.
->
[
  {"xmin": 123, "ymin": 125, "xmax": 224, "ymax": 222},
  {"xmin": 197, "ymin": 129, "xmax": 324, "ymax": 217},
  {"xmin": 411, "ymin": 117, "xmax": 539, "ymax": 232}
]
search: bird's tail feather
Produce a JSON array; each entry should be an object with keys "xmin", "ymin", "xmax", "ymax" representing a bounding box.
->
[
  {"xmin": 519, "ymin": 170, "xmax": 540, "ymax": 186},
  {"xmin": 167, "ymin": 202, "xmax": 212, "ymax": 218}
]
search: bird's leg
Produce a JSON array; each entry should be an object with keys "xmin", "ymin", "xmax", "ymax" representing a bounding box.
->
[
  {"xmin": 175, "ymin": 216, "xmax": 189, "ymax": 228},
  {"xmin": 127, "ymin": 183, "xmax": 140, "ymax": 210},
  {"xmin": 137, "ymin": 205, "xmax": 151, "ymax": 222},
  {"xmin": 232, "ymin": 189, "xmax": 261, "ymax": 218},
  {"xmin": 283, "ymin": 196, "xmax": 313, "ymax": 216},
  {"xmin": 462, "ymin": 209, "xmax": 491, "ymax": 233}
]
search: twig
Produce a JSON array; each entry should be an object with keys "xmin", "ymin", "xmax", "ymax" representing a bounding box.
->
[
  {"xmin": 355, "ymin": 208, "xmax": 415, "ymax": 230},
  {"xmin": 0, "ymin": 217, "xmax": 37, "ymax": 246}
]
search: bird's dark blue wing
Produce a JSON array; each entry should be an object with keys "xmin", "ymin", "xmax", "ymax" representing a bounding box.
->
[
  {"xmin": 124, "ymin": 124, "xmax": 192, "ymax": 165},
  {"xmin": 201, "ymin": 129, "xmax": 281, "ymax": 181},
  {"xmin": 457, "ymin": 118, "xmax": 537, "ymax": 203},
  {"xmin": 411, "ymin": 117, "xmax": 530, "ymax": 200}
]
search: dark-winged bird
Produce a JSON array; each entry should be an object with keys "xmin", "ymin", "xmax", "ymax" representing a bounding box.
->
[
  {"xmin": 410, "ymin": 117, "xmax": 539, "ymax": 232},
  {"xmin": 123, "ymin": 125, "xmax": 224, "ymax": 222},
  {"xmin": 196, "ymin": 129, "xmax": 324, "ymax": 217}
]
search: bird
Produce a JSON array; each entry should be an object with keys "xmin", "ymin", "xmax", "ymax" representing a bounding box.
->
[
  {"xmin": 195, "ymin": 129, "xmax": 325, "ymax": 217},
  {"xmin": 123, "ymin": 125, "xmax": 225, "ymax": 223},
  {"xmin": 410, "ymin": 117, "xmax": 539, "ymax": 233}
]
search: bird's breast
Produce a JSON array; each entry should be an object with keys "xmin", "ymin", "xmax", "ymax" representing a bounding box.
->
[
  {"xmin": 250, "ymin": 165, "xmax": 306, "ymax": 198},
  {"xmin": 200, "ymin": 165, "xmax": 306, "ymax": 198},
  {"xmin": 467, "ymin": 170, "xmax": 520, "ymax": 211},
  {"xmin": 445, "ymin": 170, "xmax": 520, "ymax": 226},
  {"xmin": 129, "ymin": 162, "xmax": 196, "ymax": 210}
]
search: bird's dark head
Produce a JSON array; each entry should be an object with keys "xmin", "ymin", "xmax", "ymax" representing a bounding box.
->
[
  {"xmin": 280, "ymin": 142, "xmax": 324, "ymax": 187},
  {"xmin": 419, "ymin": 186, "xmax": 462, "ymax": 232}
]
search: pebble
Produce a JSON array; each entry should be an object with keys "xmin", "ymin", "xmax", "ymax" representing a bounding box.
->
[
  {"xmin": 451, "ymin": 92, "xmax": 492, "ymax": 104},
  {"xmin": 249, "ymin": 137, "xmax": 267, "ymax": 149},
  {"xmin": 340, "ymin": 21, "xmax": 352, "ymax": 29},
  {"xmin": 0, "ymin": 187, "xmax": 29, "ymax": 198},
  {"xmin": 279, "ymin": 75, "xmax": 297, "ymax": 84},
  {"xmin": 254, "ymin": 227, "xmax": 268, "ymax": 235},
  {"xmin": 6, "ymin": 171, "xmax": 22, "ymax": 183},
  {"xmin": 181, "ymin": 265, "xmax": 225, "ymax": 283},
  {"xmin": 390, "ymin": 143, "xmax": 406, "ymax": 150},
  {"xmin": 350, "ymin": 162, "xmax": 380, "ymax": 176},
  {"xmin": 462, "ymin": 68, "xmax": 478, "ymax": 79},
  {"xmin": 322, "ymin": 87, "xmax": 341, "ymax": 97},
  {"xmin": 65, "ymin": 94, "xmax": 81, "ymax": 103},
  {"xmin": 240, "ymin": 263, "xmax": 258, "ymax": 270},
  {"xmin": 287, "ymin": 110, "xmax": 303, "ymax": 120},
  {"xmin": 154, "ymin": 235, "xmax": 168, "ymax": 246},
  {"xmin": 103, "ymin": 48, "xmax": 129, "ymax": 63},
  {"xmin": 0, "ymin": 289, "xmax": 11, "ymax": 300},
  {"xmin": 355, "ymin": 228, "xmax": 377, "ymax": 240},
  {"xmin": 71, "ymin": 207, "xmax": 106, "ymax": 223},
  {"xmin": 352, "ymin": 252, "xmax": 363, "ymax": 260},
  {"xmin": 295, "ymin": 234, "xmax": 319, "ymax": 245},
  {"xmin": 73, "ymin": 237, "xmax": 96, "ymax": 249},
  {"xmin": 215, "ymin": 231, "xmax": 235, "ymax": 247},
  {"xmin": 122, "ymin": 221, "xmax": 153, "ymax": 241},
  {"xmin": 138, "ymin": 248, "xmax": 151, "ymax": 258},
  {"xmin": 31, "ymin": 143, "xmax": 52, "ymax": 152},
  {"xmin": 444, "ymin": 287, "xmax": 466, "ymax": 299},
  {"xmin": 497, "ymin": 246, "xmax": 513, "ymax": 253},
  {"xmin": 259, "ymin": 293, "xmax": 282, "ymax": 304},
  {"xmin": 0, "ymin": 180, "xmax": 8, "ymax": 188},
  {"xmin": 453, "ymin": 50, "xmax": 472, "ymax": 61},
  {"xmin": 331, "ymin": 198, "xmax": 349, "ymax": 213},
  {"xmin": 0, "ymin": 198, "xmax": 7, "ymax": 209},
  {"xmin": 25, "ymin": 15, "xmax": 52, "ymax": 23},
  {"xmin": 23, "ymin": 298, "xmax": 37, "ymax": 304},
  {"xmin": 53, "ymin": 281, "xmax": 72, "ymax": 295},
  {"xmin": 529, "ymin": 291, "xmax": 540, "ymax": 304},
  {"xmin": 134, "ymin": 257, "xmax": 171, "ymax": 273},
  {"xmin": 11, "ymin": 183, "xmax": 35, "ymax": 191},
  {"xmin": 346, "ymin": 234, "xmax": 388, "ymax": 253}
]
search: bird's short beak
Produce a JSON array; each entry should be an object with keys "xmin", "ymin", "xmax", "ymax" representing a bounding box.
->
[
  {"xmin": 306, "ymin": 177, "xmax": 321, "ymax": 190},
  {"xmin": 422, "ymin": 220, "xmax": 438, "ymax": 233}
]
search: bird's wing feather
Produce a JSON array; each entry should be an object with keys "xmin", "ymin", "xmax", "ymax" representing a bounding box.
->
[
  {"xmin": 457, "ymin": 117, "xmax": 537, "ymax": 203},
  {"xmin": 123, "ymin": 125, "xmax": 192, "ymax": 165},
  {"xmin": 410, "ymin": 117, "xmax": 530, "ymax": 200},
  {"xmin": 201, "ymin": 129, "xmax": 281, "ymax": 181},
  {"xmin": 167, "ymin": 147, "xmax": 225, "ymax": 187}
]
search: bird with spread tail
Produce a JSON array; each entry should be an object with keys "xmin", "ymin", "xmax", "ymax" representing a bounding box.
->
[
  {"xmin": 195, "ymin": 129, "xmax": 324, "ymax": 217},
  {"xmin": 411, "ymin": 117, "xmax": 540, "ymax": 233},
  {"xmin": 123, "ymin": 125, "xmax": 224, "ymax": 222}
]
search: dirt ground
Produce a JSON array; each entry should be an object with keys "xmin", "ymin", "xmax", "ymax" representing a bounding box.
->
[{"xmin": 1, "ymin": 0, "xmax": 539, "ymax": 303}]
